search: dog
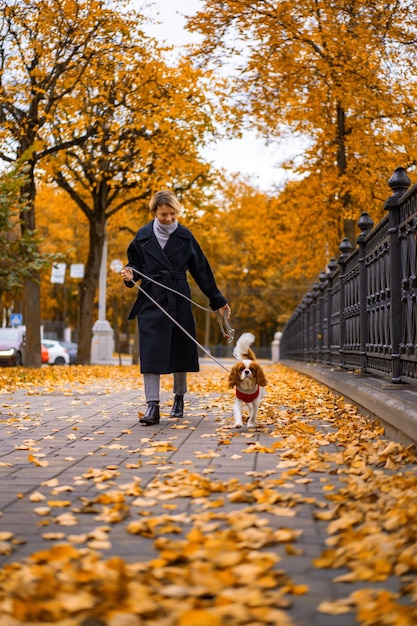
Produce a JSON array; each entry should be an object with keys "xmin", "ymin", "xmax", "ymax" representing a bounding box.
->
[{"xmin": 228, "ymin": 333, "xmax": 267, "ymax": 428}]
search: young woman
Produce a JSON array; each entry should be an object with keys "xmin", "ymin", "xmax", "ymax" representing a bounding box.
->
[{"xmin": 122, "ymin": 190, "xmax": 231, "ymax": 425}]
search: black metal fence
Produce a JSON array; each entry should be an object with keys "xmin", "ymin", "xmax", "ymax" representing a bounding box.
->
[{"xmin": 280, "ymin": 167, "xmax": 417, "ymax": 384}]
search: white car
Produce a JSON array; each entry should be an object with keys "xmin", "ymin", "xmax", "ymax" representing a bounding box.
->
[{"xmin": 41, "ymin": 339, "xmax": 70, "ymax": 365}]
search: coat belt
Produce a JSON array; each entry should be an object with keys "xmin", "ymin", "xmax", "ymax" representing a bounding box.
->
[
  {"xmin": 151, "ymin": 271, "xmax": 186, "ymax": 280},
  {"xmin": 146, "ymin": 270, "xmax": 187, "ymax": 316}
]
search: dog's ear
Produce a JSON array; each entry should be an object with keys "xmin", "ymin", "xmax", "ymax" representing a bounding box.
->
[
  {"xmin": 228, "ymin": 364, "xmax": 240, "ymax": 388},
  {"xmin": 254, "ymin": 363, "xmax": 267, "ymax": 387}
]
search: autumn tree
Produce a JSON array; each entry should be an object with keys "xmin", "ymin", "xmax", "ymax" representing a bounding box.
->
[
  {"xmin": 36, "ymin": 169, "xmax": 312, "ymax": 349},
  {"xmin": 0, "ymin": 0, "xmax": 132, "ymax": 366},
  {"xmin": 36, "ymin": 183, "xmax": 135, "ymax": 356},
  {"xmin": 187, "ymin": 0, "xmax": 417, "ymax": 255},
  {"xmin": 36, "ymin": 184, "xmax": 89, "ymax": 332},
  {"xmin": 0, "ymin": 161, "xmax": 52, "ymax": 317},
  {"xmin": 44, "ymin": 23, "xmax": 225, "ymax": 363},
  {"xmin": 185, "ymin": 173, "xmax": 309, "ymax": 343}
]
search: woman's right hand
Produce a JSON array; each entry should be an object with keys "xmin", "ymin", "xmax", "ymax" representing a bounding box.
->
[{"xmin": 121, "ymin": 267, "xmax": 134, "ymax": 281}]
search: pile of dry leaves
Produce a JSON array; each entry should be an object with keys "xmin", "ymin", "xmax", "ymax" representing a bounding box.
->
[{"xmin": 0, "ymin": 363, "xmax": 416, "ymax": 625}]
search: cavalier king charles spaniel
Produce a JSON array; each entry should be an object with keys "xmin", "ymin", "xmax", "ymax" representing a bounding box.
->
[{"xmin": 228, "ymin": 333, "xmax": 267, "ymax": 428}]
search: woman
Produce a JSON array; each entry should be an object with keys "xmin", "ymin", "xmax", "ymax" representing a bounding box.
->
[{"xmin": 121, "ymin": 190, "xmax": 231, "ymax": 425}]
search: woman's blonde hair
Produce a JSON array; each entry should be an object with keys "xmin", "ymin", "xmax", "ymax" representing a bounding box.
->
[{"xmin": 149, "ymin": 190, "xmax": 181, "ymax": 215}]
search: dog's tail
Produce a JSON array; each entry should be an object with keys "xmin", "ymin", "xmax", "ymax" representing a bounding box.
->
[{"xmin": 233, "ymin": 332, "xmax": 256, "ymax": 360}]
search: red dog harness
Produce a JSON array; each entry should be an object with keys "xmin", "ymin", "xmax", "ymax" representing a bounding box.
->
[{"xmin": 236, "ymin": 385, "xmax": 260, "ymax": 403}]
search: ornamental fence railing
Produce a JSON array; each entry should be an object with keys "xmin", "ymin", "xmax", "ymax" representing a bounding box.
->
[{"xmin": 280, "ymin": 167, "xmax": 417, "ymax": 384}]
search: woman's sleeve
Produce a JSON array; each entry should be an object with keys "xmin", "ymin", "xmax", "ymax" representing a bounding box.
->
[
  {"xmin": 188, "ymin": 235, "xmax": 228, "ymax": 310},
  {"xmin": 124, "ymin": 240, "xmax": 142, "ymax": 288}
]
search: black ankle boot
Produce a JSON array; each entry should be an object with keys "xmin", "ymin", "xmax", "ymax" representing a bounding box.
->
[
  {"xmin": 140, "ymin": 401, "xmax": 160, "ymax": 425},
  {"xmin": 170, "ymin": 395, "xmax": 184, "ymax": 418}
]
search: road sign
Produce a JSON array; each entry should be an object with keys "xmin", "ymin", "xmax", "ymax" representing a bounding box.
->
[
  {"xmin": 10, "ymin": 313, "xmax": 22, "ymax": 326},
  {"xmin": 51, "ymin": 263, "xmax": 66, "ymax": 284},
  {"xmin": 70, "ymin": 263, "xmax": 84, "ymax": 279}
]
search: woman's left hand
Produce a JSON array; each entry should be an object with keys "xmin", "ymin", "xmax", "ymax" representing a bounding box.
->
[{"xmin": 217, "ymin": 303, "xmax": 231, "ymax": 319}]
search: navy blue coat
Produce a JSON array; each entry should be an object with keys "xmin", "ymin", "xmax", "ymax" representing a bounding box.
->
[{"xmin": 125, "ymin": 221, "xmax": 227, "ymax": 374}]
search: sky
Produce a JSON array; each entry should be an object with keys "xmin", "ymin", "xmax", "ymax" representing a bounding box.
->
[{"xmin": 133, "ymin": 0, "xmax": 297, "ymax": 190}]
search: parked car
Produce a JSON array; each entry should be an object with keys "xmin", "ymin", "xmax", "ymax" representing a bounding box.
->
[
  {"xmin": 57, "ymin": 340, "xmax": 78, "ymax": 364},
  {"xmin": 41, "ymin": 344, "xmax": 49, "ymax": 364},
  {"xmin": 0, "ymin": 327, "xmax": 24, "ymax": 366},
  {"xmin": 41, "ymin": 339, "xmax": 70, "ymax": 365}
]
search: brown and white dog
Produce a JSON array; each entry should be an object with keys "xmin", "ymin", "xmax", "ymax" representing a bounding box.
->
[{"xmin": 228, "ymin": 333, "xmax": 267, "ymax": 428}]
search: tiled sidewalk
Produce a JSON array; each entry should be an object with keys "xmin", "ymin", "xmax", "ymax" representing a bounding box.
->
[{"xmin": 0, "ymin": 363, "xmax": 416, "ymax": 626}]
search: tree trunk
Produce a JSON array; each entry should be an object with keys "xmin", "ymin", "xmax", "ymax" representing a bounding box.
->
[
  {"xmin": 23, "ymin": 277, "xmax": 42, "ymax": 368},
  {"xmin": 20, "ymin": 165, "xmax": 41, "ymax": 368},
  {"xmin": 76, "ymin": 216, "xmax": 106, "ymax": 364},
  {"xmin": 343, "ymin": 218, "xmax": 356, "ymax": 248},
  {"xmin": 336, "ymin": 104, "xmax": 356, "ymax": 246}
]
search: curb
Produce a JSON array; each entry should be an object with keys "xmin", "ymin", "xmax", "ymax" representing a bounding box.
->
[{"xmin": 281, "ymin": 360, "xmax": 417, "ymax": 446}]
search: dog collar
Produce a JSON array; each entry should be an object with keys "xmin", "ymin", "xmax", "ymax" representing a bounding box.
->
[{"xmin": 236, "ymin": 385, "xmax": 260, "ymax": 402}]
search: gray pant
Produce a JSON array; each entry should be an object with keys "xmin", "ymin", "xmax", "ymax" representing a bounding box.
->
[{"xmin": 143, "ymin": 372, "xmax": 187, "ymax": 403}]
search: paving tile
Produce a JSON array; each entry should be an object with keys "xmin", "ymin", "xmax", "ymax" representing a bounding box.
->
[{"xmin": 0, "ymin": 366, "xmax": 416, "ymax": 626}]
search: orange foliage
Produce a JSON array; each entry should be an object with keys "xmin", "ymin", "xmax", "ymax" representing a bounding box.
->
[
  {"xmin": 187, "ymin": 0, "xmax": 417, "ymax": 250},
  {"xmin": 186, "ymin": 174, "xmax": 313, "ymax": 336}
]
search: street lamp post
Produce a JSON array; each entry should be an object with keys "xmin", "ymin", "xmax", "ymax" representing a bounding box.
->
[{"xmin": 91, "ymin": 229, "xmax": 114, "ymax": 364}]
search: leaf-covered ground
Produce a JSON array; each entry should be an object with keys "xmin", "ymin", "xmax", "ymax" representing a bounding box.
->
[{"xmin": 0, "ymin": 362, "xmax": 416, "ymax": 625}]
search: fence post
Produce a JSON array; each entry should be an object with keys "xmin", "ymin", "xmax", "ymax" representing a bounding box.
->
[
  {"xmin": 312, "ymin": 281, "xmax": 320, "ymax": 360},
  {"xmin": 304, "ymin": 291, "xmax": 313, "ymax": 360},
  {"xmin": 271, "ymin": 331, "xmax": 282, "ymax": 362},
  {"xmin": 338, "ymin": 237, "xmax": 354, "ymax": 368},
  {"xmin": 383, "ymin": 167, "xmax": 411, "ymax": 382},
  {"xmin": 300, "ymin": 300, "xmax": 308, "ymax": 361},
  {"xmin": 356, "ymin": 212, "xmax": 374, "ymax": 373},
  {"xmin": 325, "ymin": 258, "xmax": 338, "ymax": 364},
  {"xmin": 317, "ymin": 271, "xmax": 327, "ymax": 363}
]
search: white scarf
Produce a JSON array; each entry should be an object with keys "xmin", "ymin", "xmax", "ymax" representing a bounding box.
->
[{"xmin": 153, "ymin": 219, "xmax": 178, "ymax": 249}]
